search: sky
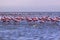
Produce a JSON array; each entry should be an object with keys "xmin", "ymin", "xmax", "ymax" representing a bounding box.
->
[{"xmin": 0, "ymin": 0, "xmax": 60, "ymax": 12}]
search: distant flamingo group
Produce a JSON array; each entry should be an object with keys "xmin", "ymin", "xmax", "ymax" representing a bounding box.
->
[{"xmin": 0, "ymin": 16, "xmax": 60, "ymax": 23}]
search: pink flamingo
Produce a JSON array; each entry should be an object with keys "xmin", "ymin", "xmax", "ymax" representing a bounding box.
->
[
  {"xmin": 52, "ymin": 17, "xmax": 60, "ymax": 22},
  {"xmin": 39, "ymin": 16, "xmax": 48, "ymax": 23},
  {"xmin": 55, "ymin": 17, "xmax": 60, "ymax": 22},
  {"xmin": 32, "ymin": 17, "xmax": 38, "ymax": 22},
  {"xmin": 1, "ymin": 16, "xmax": 8, "ymax": 22},
  {"xmin": 50, "ymin": 17, "xmax": 58, "ymax": 22},
  {"xmin": 26, "ymin": 17, "xmax": 32, "ymax": 22},
  {"xmin": 13, "ymin": 16, "xmax": 23, "ymax": 22}
]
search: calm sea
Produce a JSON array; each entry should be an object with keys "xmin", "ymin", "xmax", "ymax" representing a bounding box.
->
[{"xmin": 0, "ymin": 12, "xmax": 60, "ymax": 40}]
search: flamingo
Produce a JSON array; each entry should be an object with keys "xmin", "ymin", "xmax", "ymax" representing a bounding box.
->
[
  {"xmin": 50, "ymin": 17, "xmax": 58, "ymax": 22},
  {"xmin": 47, "ymin": 17, "xmax": 52, "ymax": 21},
  {"xmin": 5, "ymin": 16, "xmax": 11, "ymax": 22},
  {"xmin": 13, "ymin": 16, "xmax": 22, "ymax": 22},
  {"xmin": 52, "ymin": 17, "xmax": 60, "ymax": 22},
  {"xmin": 0, "ymin": 16, "xmax": 2, "ymax": 21},
  {"xmin": 55, "ymin": 17, "xmax": 60, "ymax": 22},
  {"xmin": 39, "ymin": 16, "xmax": 48, "ymax": 23},
  {"xmin": 1, "ymin": 16, "xmax": 7, "ymax": 22},
  {"xmin": 20, "ymin": 17, "xmax": 24, "ymax": 20},
  {"xmin": 32, "ymin": 17, "xmax": 38, "ymax": 22},
  {"xmin": 26, "ymin": 17, "xmax": 32, "ymax": 22}
]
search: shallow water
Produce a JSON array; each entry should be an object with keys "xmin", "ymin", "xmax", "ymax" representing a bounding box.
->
[
  {"xmin": 0, "ymin": 12, "xmax": 60, "ymax": 40},
  {"xmin": 0, "ymin": 22, "xmax": 60, "ymax": 40}
]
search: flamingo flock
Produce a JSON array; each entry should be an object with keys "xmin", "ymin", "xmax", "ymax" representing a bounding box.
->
[{"xmin": 0, "ymin": 16, "xmax": 60, "ymax": 23}]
